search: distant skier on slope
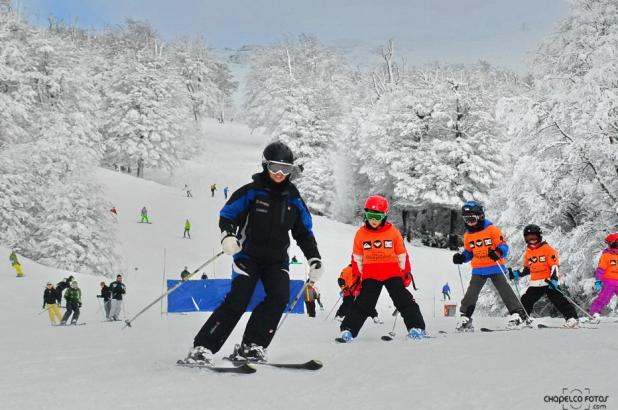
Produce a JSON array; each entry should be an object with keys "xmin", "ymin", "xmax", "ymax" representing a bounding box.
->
[
  {"xmin": 304, "ymin": 283, "xmax": 323, "ymax": 318},
  {"xmin": 56, "ymin": 276, "xmax": 74, "ymax": 301},
  {"xmin": 452, "ymin": 201, "xmax": 526, "ymax": 331},
  {"xmin": 181, "ymin": 141, "xmax": 323, "ymax": 365},
  {"xmin": 337, "ymin": 195, "xmax": 425, "ymax": 343},
  {"xmin": 43, "ymin": 282, "xmax": 63, "ymax": 325},
  {"xmin": 180, "ymin": 266, "xmax": 191, "ymax": 281},
  {"xmin": 210, "ymin": 184, "xmax": 217, "ymax": 197},
  {"xmin": 442, "ymin": 283, "xmax": 451, "ymax": 301},
  {"xmin": 97, "ymin": 281, "xmax": 111, "ymax": 320},
  {"xmin": 139, "ymin": 207, "xmax": 149, "ymax": 223},
  {"xmin": 184, "ymin": 184, "xmax": 193, "ymax": 198},
  {"xmin": 60, "ymin": 281, "xmax": 81, "ymax": 325},
  {"xmin": 9, "ymin": 249, "xmax": 24, "ymax": 277},
  {"xmin": 587, "ymin": 232, "xmax": 618, "ymax": 322},
  {"xmin": 509, "ymin": 224, "xmax": 578, "ymax": 328},
  {"xmin": 183, "ymin": 219, "xmax": 191, "ymax": 239},
  {"xmin": 109, "ymin": 274, "xmax": 126, "ymax": 321}
]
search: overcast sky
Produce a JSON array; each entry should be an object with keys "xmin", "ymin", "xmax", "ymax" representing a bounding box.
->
[{"xmin": 16, "ymin": 0, "xmax": 568, "ymax": 71}]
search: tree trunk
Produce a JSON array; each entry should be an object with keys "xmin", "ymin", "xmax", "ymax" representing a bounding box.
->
[{"xmin": 137, "ymin": 159, "xmax": 144, "ymax": 178}]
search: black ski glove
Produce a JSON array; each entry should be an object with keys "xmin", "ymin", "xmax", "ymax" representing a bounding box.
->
[
  {"xmin": 487, "ymin": 248, "xmax": 501, "ymax": 261},
  {"xmin": 452, "ymin": 253, "xmax": 465, "ymax": 264},
  {"xmin": 78, "ymin": 302, "xmax": 82, "ymax": 308}
]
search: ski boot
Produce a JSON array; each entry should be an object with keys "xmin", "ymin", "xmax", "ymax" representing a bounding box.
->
[
  {"xmin": 506, "ymin": 312, "xmax": 525, "ymax": 329},
  {"xmin": 564, "ymin": 318, "xmax": 579, "ymax": 328},
  {"xmin": 455, "ymin": 316, "xmax": 474, "ymax": 332},
  {"xmin": 182, "ymin": 346, "xmax": 213, "ymax": 365},
  {"xmin": 408, "ymin": 328, "xmax": 427, "ymax": 340},
  {"xmin": 335, "ymin": 330, "xmax": 353, "ymax": 343},
  {"xmin": 581, "ymin": 313, "xmax": 600, "ymax": 324},
  {"xmin": 372, "ymin": 316, "xmax": 383, "ymax": 324},
  {"xmin": 229, "ymin": 343, "xmax": 267, "ymax": 363}
]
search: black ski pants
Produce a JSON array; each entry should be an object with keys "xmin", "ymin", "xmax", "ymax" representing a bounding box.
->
[
  {"xmin": 341, "ymin": 277, "xmax": 424, "ymax": 337},
  {"xmin": 62, "ymin": 301, "xmax": 80, "ymax": 323},
  {"xmin": 305, "ymin": 301, "xmax": 316, "ymax": 317},
  {"xmin": 194, "ymin": 257, "xmax": 289, "ymax": 353},
  {"xmin": 335, "ymin": 295, "xmax": 378, "ymax": 319},
  {"xmin": 521, "ymin": 285, "xmax": 577, "ymax": 319}
]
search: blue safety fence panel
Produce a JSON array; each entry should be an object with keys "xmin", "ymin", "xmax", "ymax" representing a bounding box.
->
[{"xmin": 167, "ymin": 279, "xmax": 305, "ymax": 313}]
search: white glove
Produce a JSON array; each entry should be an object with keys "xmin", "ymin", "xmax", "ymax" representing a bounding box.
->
[
  {"xmin": 308, "ymin": 258, "xmax": 323, "ymax": 283},
  {"xmin": 221, "ymin": 233, "xmax": 240, "ymax": 255}
]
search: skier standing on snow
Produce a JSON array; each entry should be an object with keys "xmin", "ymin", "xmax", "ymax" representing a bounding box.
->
[
  {"xmin": 509, "ymin": 225, "xmax": 578, "ymax": 327},
  {"xmin": 337, "ymin": 196, "xmax": 425, "ymax": 342},
  {"xmin": 452, "ymin": 201, "xmax": 526, "ymax": 331},
  {"xmin": 183, "ymin": 219, "xmax": 191, "ymax": 239},
  {"xmin": 43, "ymin": 282, "xmax": 63, "ymax": 325},
  {"xmin": 210, "ymin": 184, "xmax": 217, "ymax": 197},
  {"xmin": 96, "ymin": 281, "xmax": 111, "ymax": 320},
  {"xmin": 9, "ymin": 249, "xmax": 24, "ymax": 277},
  {"xmin": 587, "ymin": 232, "xmax": 618, "ymax": 322},
  {"xmin": 442, "ymin": 283, "xmax": 451, "ymax": 301},
  {"xmin": 184, "ymin": 184, "xmax": 193, "ymax": 198},
  {"xmin": 304, "ymin": 283, "xmax": 323, "ymax": 318},
  {"xmin": 108, "ymin": 274, "xmax": 126, "ymax": 321},
  {"xmin": 60, "ymin": 281, "xmax": 81, "ymax": 325},
  {"xmin": 180, "ymin": 266, "xmax": 191, "ymax": 281},
  {"xmin": 334, "ymin": 263, "xmax": 380, "ymax": 323},
  {"xmin": 224, "ymin": 186, "xmax": 229, "ymax": 199},
  {"xmin": 183, "ymin": 141, "xmax": 323, "ymax": 364},
  {"xmin": 140, "ymin": 207, "xmax": 149, "ymax": 224},
  {"xmin": 56, "ymin": 276, "xmax": 74, "ymax": 301}
]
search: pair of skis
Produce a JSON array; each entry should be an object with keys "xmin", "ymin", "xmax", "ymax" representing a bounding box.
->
[{"xmin": 176, "ymin": 358, "xmax": 323, "ymax": 374}]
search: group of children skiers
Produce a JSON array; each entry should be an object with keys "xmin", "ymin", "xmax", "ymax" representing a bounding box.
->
[
  {"xmin": 42, "ymin": 274, "xmax": 127, "ymax": 325},
  {"xmin": 179, "ymin": 141, "xmax": 618, "ymax": 366}
]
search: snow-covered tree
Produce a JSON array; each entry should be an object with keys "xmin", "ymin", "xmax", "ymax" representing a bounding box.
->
[{"xmin": 486, "ymin": 0, "xmax": 618, "ymax": 314}]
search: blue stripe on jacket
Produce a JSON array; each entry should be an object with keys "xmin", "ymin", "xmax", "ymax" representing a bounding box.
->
[
  {"xmin": 219, "ymin": 189, "xmax": 269, "ymax": 221},
  {"xmin": 288, "ymin": 197, "xmax": 314, "ymax": 235}
]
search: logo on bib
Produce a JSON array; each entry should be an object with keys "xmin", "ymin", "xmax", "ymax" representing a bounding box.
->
[
  {"xmin": 384, "ymin": 240, "xmax": 393, "ymax": 248},
  {"xmin": 363, "ymin": 241, "xmax": 371, "ymax": 250},
  {"xmin": 373, "ymin": 240, "xmax": 382, "ymax": 248}
]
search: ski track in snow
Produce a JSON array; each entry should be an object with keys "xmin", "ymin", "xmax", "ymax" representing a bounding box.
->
[{"xmin": 1, "ymin": 120, "xmax": 615, "ymax": 410}]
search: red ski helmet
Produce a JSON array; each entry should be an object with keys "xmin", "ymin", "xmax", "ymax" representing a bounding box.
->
[
  {"xmin": 605, "ymin": 232, "xmax": 618, "ymax": 247},
  {"xmin": 364, "ymin": 195, "xmax": 389, "ymax": 214}
]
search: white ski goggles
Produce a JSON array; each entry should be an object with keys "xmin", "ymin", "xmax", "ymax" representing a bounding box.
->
[{"xmin": 265, "ymin": 160, "xmax": 294, "ymax": 176}]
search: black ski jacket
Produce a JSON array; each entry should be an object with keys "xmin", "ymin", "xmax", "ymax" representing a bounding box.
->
[
  {"xmin": 43, "ymin": 288, "xmax": 60, "ymax": 305},
  {"xmin": 219, "ymin": 172, "xmax": 320, "ymax": 263},
  {"xmin": 109, "ymin": 281, "xmax": 126, "ymax": 300}
]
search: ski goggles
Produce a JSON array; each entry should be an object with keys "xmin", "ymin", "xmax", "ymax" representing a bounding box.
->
[
  {"xmin": 365, "ymin": 210, "xmax": 386, "ymax": 222},
  {"xmin": 265, "ymin": 160, "xmax": 294, "ymax": 176},
  {"xmin": 462, "ymin": 214, "xmax": 480, "ymax": 224}
]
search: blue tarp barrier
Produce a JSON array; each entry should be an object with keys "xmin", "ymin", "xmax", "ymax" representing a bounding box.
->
[{"xmin": 167, "ymin": 279, "xmax": 305, "ymax": 314}]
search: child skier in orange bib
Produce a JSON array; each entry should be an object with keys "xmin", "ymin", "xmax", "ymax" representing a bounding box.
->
[{"xmin": 337, "ymin": 196, "xmax": 425, "ymax": 342}]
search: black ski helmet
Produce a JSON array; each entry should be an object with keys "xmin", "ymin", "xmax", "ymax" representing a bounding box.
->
[
  {"xmin": 523, "ymin": 224, "xmax": 542, "ymax": 242},
  {"xmin": 262, "ymin": 141, "xmax": 294, "ymax": 165}
]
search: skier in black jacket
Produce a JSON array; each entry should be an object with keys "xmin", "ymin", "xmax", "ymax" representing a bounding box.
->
[
  {"xmin": 183, "ymin": 142, "xmax": 324, "ymax": 365},
  {"xmin": 43, "ymin": 282, "xmax": 63, "ymax": 325},
  {"xmin": 108, "ymin": 275, "xmax": 126, "ymax": 321},
  {"xmin": 96, "ymin": 282, "xmax": 112, "ymax": 320}
]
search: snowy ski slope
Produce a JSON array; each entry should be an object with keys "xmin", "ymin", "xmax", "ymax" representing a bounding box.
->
[{"xmin": 0, "ymin": 120, "xmax": 614, "ymax": 410}]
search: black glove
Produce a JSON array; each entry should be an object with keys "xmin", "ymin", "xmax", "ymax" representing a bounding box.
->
[
  {"xmin": 337, "ymin": 278, "xmax": 345, "ymax": 288},
  {"xmin": 96, "ymin": 295, "xmax": 102, "ymax": 298},
  {"xmin": 487, "ymin": 248, "xmax": 501, "ymax": 261},
  {"xmin": 452, "ymin": 253, "xmax": 466, "ymax": 264},
  {"xmin": 521, "ymin": 267, "xmax": 530, "ymax": 278},
  {"xmin": 508, "ymin": 268, "xmax": 518, "ymax": 280},
  {"xmin": 78, "ymin": 302, "xmax": 82, "ymax": 308},
  {"xmin": 42, "ymin": 304, "xmax": 46, "ymax": 309}
]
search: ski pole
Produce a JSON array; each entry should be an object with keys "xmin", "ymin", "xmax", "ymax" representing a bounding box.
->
[
  {"xmin": 38, "ymin": 307, "xmax": 50, "ymax": 315},
  {"xmin": 387, "ymin": 311, "xmax": 399, "ymax": 338},
  {"xmin": 323, "ymin": 293, "xmax": 343, "ymax": 321},
  {"xmin": 457, "ymin": 265, "xmax": 466, "ymax": 294},
  {"xmin": 544, "ymin": 280, "xmax": 596, "ymax": 322},
  {"xmin": 495, "ymin": 262, "xmax": 531, "ymax": 320},
  {"xmin": 277, "ymin": 279, "xmax": 310, "ymax": 331},
  {"xmin": 123, "ymin": 251, "xmax": 224, "ymax": 329}
]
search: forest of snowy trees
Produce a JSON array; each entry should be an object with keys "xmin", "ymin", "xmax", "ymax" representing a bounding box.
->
[
  {"xmin": 0, "ymin": 0, "xmax": 616, "ymax": 311},
  {"xmin": 0, "ymin": 1, "xmax": 236, "ymax": 274}
]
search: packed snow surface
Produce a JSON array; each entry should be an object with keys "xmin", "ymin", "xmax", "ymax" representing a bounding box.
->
[{"xmin": 1, "ymin": 121, "xmax": 614, "ymax": 410}]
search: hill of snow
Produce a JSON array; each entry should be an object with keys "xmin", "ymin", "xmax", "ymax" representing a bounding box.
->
[{"xmin": 1, "ymin": 120, "xmax": 614, "ymax": 410}]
